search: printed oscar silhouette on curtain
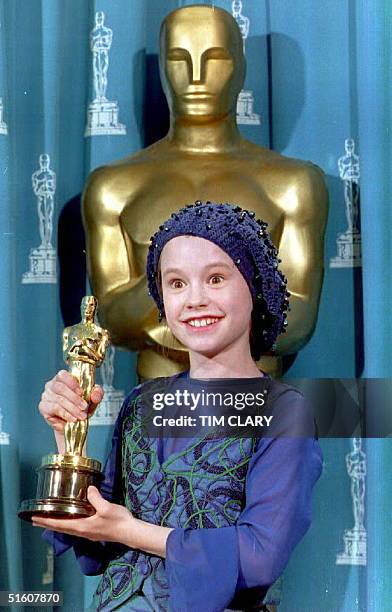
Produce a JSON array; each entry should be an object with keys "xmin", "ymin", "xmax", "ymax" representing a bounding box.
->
[
  {"xmin": 330, "ymin": 138, "xmax": 362, "ymax": 268},
  {"xmin": 231, "ymin": 0, "xmax": 260, "ymax": 125},
  {"xmin": 336, "ymin": 437, "xmax": 367, "ymax": 566},
  {"xmin": 85, "ymin": 11, "xmax": 126, "ymax": 137},
  {"xmin": 22, "ymin": 154, "xmax": 57, "ymax": 284},
  {"xmin": 41, "ymin": 547, "xmax": 54, "ymax": 586},
  {"xmin": 0, "ymin": 96, "xmax": 7, "ymax": 134},
  {"xmin": 0, "ymin": 405, "xmax": 10, "ymax": 445}
]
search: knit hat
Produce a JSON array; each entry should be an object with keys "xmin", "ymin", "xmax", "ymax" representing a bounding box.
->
[{"xmin": 146, "ymin": 201, "xmax": 290, "ymax": 358}]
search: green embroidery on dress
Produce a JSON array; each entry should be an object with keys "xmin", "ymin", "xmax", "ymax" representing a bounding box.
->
[
  {"xmin": 105, "ymin": 561, "xmax": 142, "ymax": 599},
  {"xmin": 122, "ymin": 389, "xmax": 257, "ymax": 531}
]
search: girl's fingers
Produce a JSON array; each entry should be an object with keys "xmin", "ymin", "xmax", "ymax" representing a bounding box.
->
[
  {"xmin": 56, "ymin": 370, "xmax": 82, "ymax": 392},
  {"xmin": 39, "ymin": 400, "xmax": 82, "ymax": 424},
  {"xmin": 47, "ymin": 416, "xmax": 66, "ymax": 432},
  {"xmin": 44, "ymin": 389, "xmax": 87, "ymax": 419},
  {"xmin": 44, "ymin": 379, "xmax": 87, "ymax": 409},
  {"xmin": 90, "ymin": 385, "xmax": 104, "ymax": 405},
  {"xmin": 87, "ymin": 385, "xmax": 104, "ymax": 416},
  {"xmin": 38, "ymin": 402, "xmax": 77, "ymax": 422},
  {"xmin": 39, "ymin": 373, "xmax": 103, "ymax": 433}
]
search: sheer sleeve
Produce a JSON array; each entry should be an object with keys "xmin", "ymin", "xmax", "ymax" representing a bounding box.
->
[
  {"xmin": 42, "ymin": 383, "xmax": 142, "ymax": 576},
  {"xmin": 165, "ymin": 390, "xmax": 323, "ymax": 611}
]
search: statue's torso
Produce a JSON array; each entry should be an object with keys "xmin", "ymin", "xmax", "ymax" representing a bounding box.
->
[
  {"xmin": 110, "ymin": 141, "xmax": 313, "ymax": 272},
  {"xmin": 64, "ymin": 323, "xmax": 106, "ymax": 363},
  {"xmin": 85, "ymin": 138, "xmax": 326, "ymax": 377}
]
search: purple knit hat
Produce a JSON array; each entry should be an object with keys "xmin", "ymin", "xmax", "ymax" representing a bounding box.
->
[{"xmin": 146, "ymin": 201, "xmax": 290, "ymax": 358}]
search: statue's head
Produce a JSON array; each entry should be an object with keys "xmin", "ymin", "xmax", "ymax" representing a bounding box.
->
[
  {"xmin": 96, "ymin": 11, "xmax": 105, "ymax": 26},
  {"xmin": 39, "ymin": 153, "xmax": 50, "ymax": 169},
  {"xmin": 159, "ymin": 5, "xmax": 245, "ymax": 121},
  {"xmin": 353, "ymin": 437, "xmax": 361, "ymax": 451},
  {"xmin": 81, "ymin": 295, "xmax": 98, "ymax": 320},
  {"xmin": 232, "ymin": 0, "xmax": 242, "ymax": 16},
  {"xmin": 345, "ymin": 138, "xmax": 355, "ymax": 154}
]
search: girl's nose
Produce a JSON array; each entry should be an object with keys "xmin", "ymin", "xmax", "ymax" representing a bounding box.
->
[{"xmin": 185, "ymin": 282, "xmax": 209, "ymax": 308}]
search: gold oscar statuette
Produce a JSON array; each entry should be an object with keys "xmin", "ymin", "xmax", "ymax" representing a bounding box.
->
[{"xmin": 18, "ymin": 296, "xmax": 110, "ymax": 521}]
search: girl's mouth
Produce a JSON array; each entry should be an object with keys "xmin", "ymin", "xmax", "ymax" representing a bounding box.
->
[{"xmin": 183, "ymin": 316, "xmax": 224, "ymax": 331}]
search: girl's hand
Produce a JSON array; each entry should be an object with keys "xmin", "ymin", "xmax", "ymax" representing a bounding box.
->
[
  {"xmin": 38, "ymin": 370, "xmax": 104, "ymax": 433},
  {"xmin": 31, "ymin": 486, "xmax": 134, "ymax": 544}
]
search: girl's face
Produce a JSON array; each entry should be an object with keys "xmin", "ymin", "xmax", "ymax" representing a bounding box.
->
[{"xmin": 159, "ymin": 235, "xmax": 253, "ymax": 359}]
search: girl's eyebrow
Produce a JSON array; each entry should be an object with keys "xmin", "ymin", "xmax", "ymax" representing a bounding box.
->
[{"xmin": 162, "ymin": 262, "xmax": 233, "ymax": 276}]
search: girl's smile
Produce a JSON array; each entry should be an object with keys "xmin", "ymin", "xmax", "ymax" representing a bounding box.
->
[{"xmin": 182, "ymin": 315, "xmax": 225, "ymax": 331}]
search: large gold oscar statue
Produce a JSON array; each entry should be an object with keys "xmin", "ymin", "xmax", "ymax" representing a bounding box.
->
[{"xmin": 82, "ymin": 5, "xmax": 328, "ymax": 380}]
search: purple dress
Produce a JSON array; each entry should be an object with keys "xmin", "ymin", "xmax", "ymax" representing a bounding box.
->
[{"xmin": 43, "ymin": 371, "xmax": 323, "ymax": 611}]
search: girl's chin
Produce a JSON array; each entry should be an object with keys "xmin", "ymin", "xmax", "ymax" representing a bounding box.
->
[
  {"xmin": 184, "ymin": 337, "xmax": 226, "ymax": 356},
  {"xmin": 173, "ymin": 332, "xmax": 220, "ymax": 353}
]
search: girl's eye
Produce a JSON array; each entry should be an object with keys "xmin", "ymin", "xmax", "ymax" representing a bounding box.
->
[
  {"xmin": 210, "ymin": 275, "xmax": 224, "ymax": 285},
  {"xmin": 170, "ymin": 279, "xmax": 184, "ymax": 289}
]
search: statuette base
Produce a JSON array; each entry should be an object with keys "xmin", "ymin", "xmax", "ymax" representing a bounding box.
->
[
  {"xmin": 85, "ymin": 100, "xmax": 126, "ymax": 136},
  {"xmin": 22, "ymin": 246, "xmax": 57, "ymax": 284},
  {"xmin": 236, "ymin": 90, "xmax": 261, "ymax": 125},
  {"xmin": 336, "ymin": 528, "xmax": 367, "ymax": 566},
  {"xmin": 18, "ymin": 452, "xmax": 103, "ymax": 521},
  {"xmin": 330, "ymin": 230, "xmax": 362, "ymax": 268},
  {"xmin": 0, "ymin": 431, "xmax": 10, "ymax": 445}
]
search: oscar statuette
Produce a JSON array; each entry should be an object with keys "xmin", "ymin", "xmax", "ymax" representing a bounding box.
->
[{"xmin": 18, "ymin": 296, "xmax": 110, "ymax": 521}]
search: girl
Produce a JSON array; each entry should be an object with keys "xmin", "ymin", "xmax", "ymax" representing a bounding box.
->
[{"xmin": 34, "ymin": 201, "xmax": 323, "ymax": 612}]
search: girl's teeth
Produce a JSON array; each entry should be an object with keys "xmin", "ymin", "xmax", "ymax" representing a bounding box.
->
[{"xmin": 188, "ymin": 318, "xmax": 218, "ymax": 327}]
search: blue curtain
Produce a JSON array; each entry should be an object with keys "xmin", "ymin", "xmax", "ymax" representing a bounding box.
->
[{"xmin": 0, "ymin": 1, "xmax": 390, "ymax": 610}]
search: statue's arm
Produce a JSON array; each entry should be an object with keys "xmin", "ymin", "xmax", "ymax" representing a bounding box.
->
[
  {"xmin": 90, "ymin": 31, "xmax": 99, "ymax": 45},
  {"xmin": 97, "ymin": 332, "xmax": 110, "ymax": 362},
  {"xmin": 337, "ymin": 158, "xmax": 344, "ymax": 175},
  {"xmin": 275, "ymin": 164, "xmax": 329, "ymax": 355},
  {"xmin": 82, "ymin": 168, "xmax": 154, "ymax": 351}
]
